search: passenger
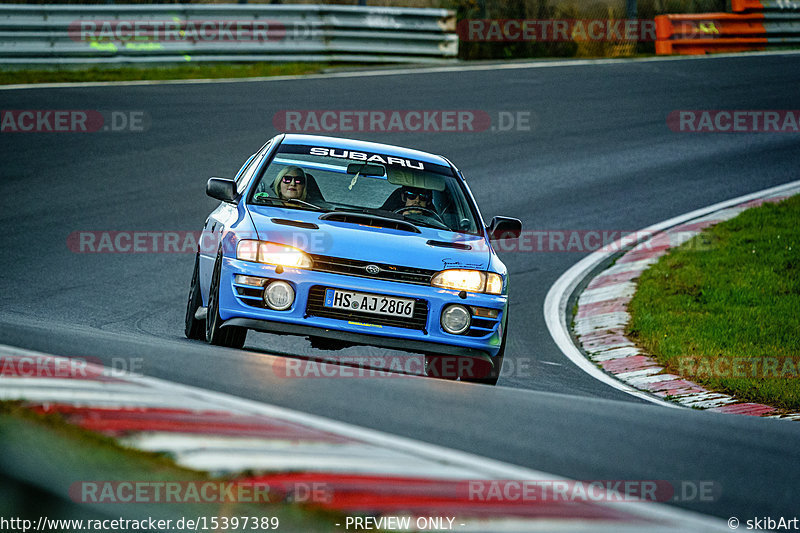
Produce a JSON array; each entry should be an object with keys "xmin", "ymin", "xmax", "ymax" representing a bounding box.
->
[
  {"xmin": 400, "ymin": 186, "xmax": 432, "ymax": 214},
  {"xmin": 272, "ymin": 166, "xmax": 307, "ymax": 200}
]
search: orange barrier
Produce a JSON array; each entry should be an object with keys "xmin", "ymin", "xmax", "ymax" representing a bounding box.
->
[
  {"xmin": 654, "ymin": 13, "xmax": 767, "ymax": 54},
  {"xmin": 731, "ymin": 0, "xmax": 766, "ymax": 12},
  {"xmin": 655, "ymin": 1, "xmax": 800, "ymax": 55}
]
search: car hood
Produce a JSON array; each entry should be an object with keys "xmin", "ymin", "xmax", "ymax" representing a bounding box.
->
[{"xmin": 247, "ymin": 205, "xmax": 491, "ymax": 272}]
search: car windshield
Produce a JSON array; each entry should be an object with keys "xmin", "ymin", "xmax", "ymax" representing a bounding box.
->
[{"xmin": 249, "ymin": 143, "xmax": 481, "ymax": 234}]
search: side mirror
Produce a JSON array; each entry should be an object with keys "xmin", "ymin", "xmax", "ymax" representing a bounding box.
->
[
  {"xmin": 487, "ymin": 216, "xmax": 522, "ymax": 241},
  {"xmin": 206, "ymin": 177, "xmax": 237, "ymax": 203}
]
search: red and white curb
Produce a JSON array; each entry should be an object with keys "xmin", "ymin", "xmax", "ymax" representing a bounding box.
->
[
  {"xmin": 0, "ymin": 344, "xmax": 729, "ymax": 532},
  {"xmin": 545, "ymin": 180, "xmax": 800, "ymax": 419}
]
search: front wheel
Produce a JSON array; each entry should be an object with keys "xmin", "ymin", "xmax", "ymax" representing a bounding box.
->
[
  {"xmin": 184, "ymin": 253, "xmax": 206, "ymax": 340},
  {"xmin": 459, "ymin": 351, "xmax": 504, "ymax": 386},
  {"xmin": 455, "ymin": 311, "xmax": 509, "ymax": 386},
  {"xmin": 424, "ymin": 355, "xmax": 460, "ymax": 381},
  {"xmin": 206, "ymin": 250, "xmax": 247, "ymax": 349},
  {"xmin": 461, "ymin": 321, "xmax": 507, "ymax": 386},
  {"xmin": 426, "ymin": 351, "xmax": 503, "ymax": 385}
]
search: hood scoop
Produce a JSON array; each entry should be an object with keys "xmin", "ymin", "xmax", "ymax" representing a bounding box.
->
[
  {"xmin": 319, "ymin": 212, "xmax": 420, "ymax": 233},
  {"xmin": 426, "ymin": 239, "xmax": 472, "ymax": 250},
  {"xmin": 271, "ymin": 218, "xmax": 319, "ymax": 230}
]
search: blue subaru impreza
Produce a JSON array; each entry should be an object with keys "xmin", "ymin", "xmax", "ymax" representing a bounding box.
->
[{"xmin": 185, "ymin": 134, "xmax": 521, "ymax": 384}]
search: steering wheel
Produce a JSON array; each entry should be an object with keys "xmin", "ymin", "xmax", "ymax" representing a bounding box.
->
[{"xmin": 394, "ymin": 206, "xmax": 447, "ymax": 225}]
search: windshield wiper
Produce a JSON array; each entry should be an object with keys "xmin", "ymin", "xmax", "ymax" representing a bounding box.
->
[
  {"xmin": 253, "ymin": 196, "xmax": 327, "ymax": 212},
  {"xmin": 333, "ymin": 206, "xmax": 450, "ymax": 230},
  {"xmin": 402, "ymin": 217, "xmax": 450, "ymax": 231},
  {"xmin": 334, "ymin": 207, "xmax": 404, "ymax": 220},
  {"xmin": 284, "ymin": 198, "xmax": 326, "ymax": 211}
]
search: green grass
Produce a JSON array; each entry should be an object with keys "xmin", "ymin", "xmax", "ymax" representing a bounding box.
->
[
  {"xmin": 0, "ymin": 62, "xmax": 332, "ymax": 85},
  {"xmin": 0, "ymin": 402, "xmax": 341, "ymax": 531},
  {"xmin": 627, "ymin": 195, "xmax": 800, "ymax": 410}
]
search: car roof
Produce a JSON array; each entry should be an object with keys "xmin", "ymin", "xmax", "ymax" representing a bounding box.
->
[{"xmin": 280, "ymin": 134, "xmax": 452, "ymax": 169}]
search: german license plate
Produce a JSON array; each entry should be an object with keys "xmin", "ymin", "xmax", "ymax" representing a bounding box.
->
[{"xmin": 324, "ymin": 289, "xmax": 415, "ymax": 318}]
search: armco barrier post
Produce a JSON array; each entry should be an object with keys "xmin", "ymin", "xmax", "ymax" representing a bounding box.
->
[{"xmin": 627, "ymin": 0, "xmax": 638, "ymax": 20}]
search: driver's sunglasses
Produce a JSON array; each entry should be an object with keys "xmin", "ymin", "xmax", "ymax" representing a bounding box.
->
[
  {"xmin": 282, "ymin": 175, "xmax": 305, "ymax": 185},
  {"xmin": 403, "ymin": 190, "xmax": 430, "ymax": 201}
]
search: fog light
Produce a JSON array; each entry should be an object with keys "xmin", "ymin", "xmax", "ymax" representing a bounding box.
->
[
  {"xmin": 264, "ymin": 280, "xmax": 294, "ymax": 311},
  {"xmin": 441, "ymin": 304, "xmax": 471, "ymax": 335}
]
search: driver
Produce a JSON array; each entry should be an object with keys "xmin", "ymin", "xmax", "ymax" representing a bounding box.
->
[
  {"xmin": 271, "ymin": 166, "xmax": 307, "ymax": 200},
  {"xmin": 400, "ymin": 186, "xmax": 432, "ymax": 214}
]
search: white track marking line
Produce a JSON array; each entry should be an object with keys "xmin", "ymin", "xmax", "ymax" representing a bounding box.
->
[
  {"xmin": 573, "ymin": 314, "xmax": 631, "ymax": 335},
  {"xmin": 585, "ymin": 340, "xmax": 636, "ymax": 352},
  {"xmin": 588, "ymin": 345, "xmax": 641, "ymax": 358},
  {"xmin": 2, "ymin": 50, "xmax": 800, "ymax": 91},
  {"xmin": 544, "ymin": 180, "xmax": 800, "ymax": 409},
  {"xmin": 125, "ymin": 433, "xmax": 477, "ymax": 478},
  {"xmin": 589, "ymin": 347, "xmax": 642, "ymax": 362},
  {"xmin": 615, "ymin": 368, "xmax": 664, "ymax": 381},
  {"xmin": 0, "ymin": 376, "xmax": 142, "ymax": 389},
  {"xmin": 0, "ymin": 343, "xmax": 727, "ymax": 531},
  {"xmin": 578, "ymin": 283, "xmax": 637, "ymax": 305},
  {"xmin": 676, "ymin": 395, "xmax": 739, "ymax": 409},
  {"xmin": 0, "ymin": 388, "xmax": 220, "ymax": 410},
  {"xmin": 121, "ymin": 433, "xmax": 348, "ymax": 452},
  {"xmin": 623, "ymin": 374, "xmax": 681, "ymax": 386},
  {"xmin": 600, "ymin": 257, "xmax": 659, "ymax": 276},
  {"xmin": 175, "ymin": 452, "xmax": 479, "ymax": 478}
]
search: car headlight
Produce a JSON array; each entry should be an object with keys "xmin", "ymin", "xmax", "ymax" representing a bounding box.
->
[
  {"xmin": 236, "ymin": 240, "xmax": 313, "ymax": 269},
  {"xmin": 485, "ymin": 273, "xmax": 503, "ymax": 295},
  {"xmin": 431, "ymin": 269, "xmax": 503, "ymax": 295}
]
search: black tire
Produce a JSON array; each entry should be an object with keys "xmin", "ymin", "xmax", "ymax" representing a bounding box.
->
[
  {"xmin": 424, "ymin": 355, "xmax": 460, "ymax": 380},
  {"xmin": 206, "ymin": 249, "xmax": 247, "ymax": 349},
  {"xmin": 184, "ymin": 253, "xmax": 206, "ymax": 340},
  {"xmin": 460, "ymin": 351, "xmax": 504, "ymax": 386}
]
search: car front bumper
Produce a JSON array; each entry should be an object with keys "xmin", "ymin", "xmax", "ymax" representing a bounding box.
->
[{"xmin": 218, "ymin": 256, "xmax": 507, "ymax": 361}]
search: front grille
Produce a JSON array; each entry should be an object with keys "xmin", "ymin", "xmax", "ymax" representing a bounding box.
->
[
  {"xmin": 310, "ymin": 254, "xmax": 436, "ymax": 286},
  {"xmin": 306, "ymin": 285, "xmax": 429, "ymax": 331}
]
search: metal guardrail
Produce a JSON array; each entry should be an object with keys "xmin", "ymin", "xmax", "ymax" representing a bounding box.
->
[
  {"xmin": 732, "ymin": 0, "xmax": 800, "ymax": 12},
  {"xmin": 655, "ymin": 0, "xmax": 800, "ymax": 54},
  {"xmin": 0, "ymin": 4, "xmax": 458, "ymax": 66}
]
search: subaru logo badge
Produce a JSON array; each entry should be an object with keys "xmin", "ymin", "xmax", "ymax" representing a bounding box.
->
[{"xmin": 366, "ymin": 264, "xmax": 380, "ymax": 275}]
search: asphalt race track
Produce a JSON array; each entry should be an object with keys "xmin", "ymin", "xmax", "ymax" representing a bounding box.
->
[{"xmin": 2, "ymin": 53, "xmax": 800, "ymax": 522}]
